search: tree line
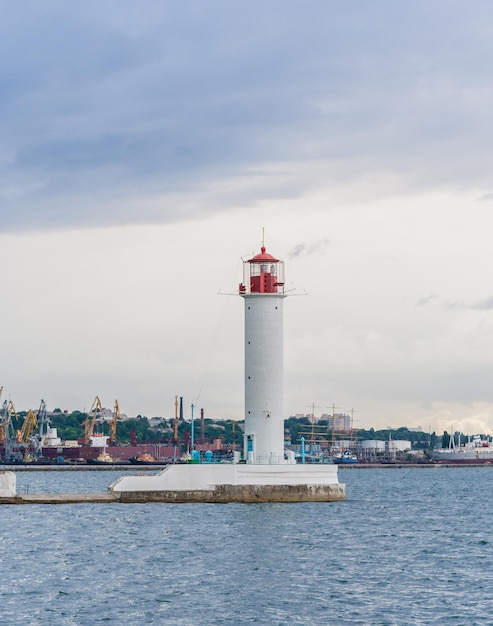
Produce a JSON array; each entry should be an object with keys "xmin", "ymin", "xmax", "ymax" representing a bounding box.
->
[{"xmin": 11, "ymin": 411, "xmax": 486, "ymax": 449}]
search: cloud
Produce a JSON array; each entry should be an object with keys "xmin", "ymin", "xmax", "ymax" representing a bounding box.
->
[
  {"xmin": 476, "ymin": 193, "xmax": 493, "ymax": 202},
  {"xmin": 5, "ymin": 2, "xmax": 493, "ymax": 436},
  {"xmin": 445, "ymin": 296, "xmax": 493, "ymax": 311},
  {"xmin": 2, "ymin": 2, "xmax": 493, "ymax": 232},
  {"xmin": 469, "ymin": 296, "xmax": 493, "ymax": 311},
  {"xmin": 416, "ymin": 294, "xmax": 438, "ymax": 307},
  {"xmin": 287, "ymin": 240, "xmax": 329, "ymax": 259}
]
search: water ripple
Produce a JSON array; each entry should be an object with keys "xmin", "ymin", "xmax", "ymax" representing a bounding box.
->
[{"xmin": 0, "ymin": 467, "xmax": 491, "ymax": 625}]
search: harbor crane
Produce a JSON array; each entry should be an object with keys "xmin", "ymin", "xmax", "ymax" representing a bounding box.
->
[
  {"xmin": 83, "ymin": 396, "xmax": 104, "ymax": 444},
  {"xmin": 28, "ymin": 399, "xmax": 51, "ymax": 457},
  {"xmin": 0, "ymin": 400, "xmax": 9, "ymax": 442},
  {"xmin": 174, "ymin": 395, "xmax": 179, "ymax": 441},
  {"xmin": 0, "ymin": 399, "xmax": 20, "ymax": 461},
  {"xmin": 110, "ymin": 400, "xmax": 121, "ymax": 443},
  {"xmin": 16, "ymin": 409, "xmax": 38, "ymax": 444}
]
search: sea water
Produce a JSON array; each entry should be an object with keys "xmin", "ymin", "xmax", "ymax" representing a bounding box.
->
[{"xmin": 1, "ymin": 467, "xmax": 491, "ymax": 625}]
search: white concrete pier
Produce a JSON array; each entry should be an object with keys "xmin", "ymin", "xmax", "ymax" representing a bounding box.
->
[{"xmin": 109, "ymin": 463, "xmax": 345, "ymax": 502}]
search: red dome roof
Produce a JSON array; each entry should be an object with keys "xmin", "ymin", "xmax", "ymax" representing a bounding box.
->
[{"xmin": 248, "ymin": 246, "xmax": 279, "ymax": 263}]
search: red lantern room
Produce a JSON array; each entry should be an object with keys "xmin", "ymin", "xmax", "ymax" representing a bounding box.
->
[{"xmin": 239, "ymin": 246, "xmax": 285, "ymax": 294}]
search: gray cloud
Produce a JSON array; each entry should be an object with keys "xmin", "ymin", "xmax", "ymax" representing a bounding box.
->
[
  {"xmin": 288, "ymin": 240, "xmax": 330, "ymax": 259},
  {"xmin": 476, "ymin": 193, "xmax": 493, "ymax": 202},
  {"xmin": 444, "ymin": 296, "xmax": 493, "ymax": 311},
  {"xmin": 3, "ymin": 1, "xmax": 493, "ymax": 232},
  {"xmin": 445, "ymin": 301, "xmax": 467, "ymax": 311},
  {"xmin": 416, "ymin": 294, "xmax": 438, "ymax": 307},
  {"xmin": 470, "ymin": 296, "xmax": 493, "ymax": 311}
]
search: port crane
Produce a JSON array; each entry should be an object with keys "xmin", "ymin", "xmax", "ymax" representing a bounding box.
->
[
  {"xmin": 174, "ymin": 396, "xmax": 179, "ymax": 441},
  {"xmin": 0, "ymin": 398, "xmax": 20, "ymax": 461},
  {"xmin": 110, "ymin": 400, "xmax": 121, "ymax": 443},
  {"xmin": 0, "ymin": 390, "xmax": 4, "ymax": 443},
  {"xmin": 0, "ymin": 400, "xmax": 9, "ymax": 442},
  {"xmin": 28, "ymin": 399, "xmax": 51, "ymax": 457},
  {"xmin": 16, "ymin": 409, "xmax": 38, "ymax": 444},
  {"xmin": 37, "ymin": 399, "xmax": 49, "ymax": 446},
  {"xmin": 83, "ymin": 396, "xmax": 104, "ymax": 444}
]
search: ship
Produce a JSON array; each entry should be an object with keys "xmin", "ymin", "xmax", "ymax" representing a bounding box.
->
[
  {"xmin": 86, "ymin": 450, "xmax": 130, "ymax": 465},
  {"xmin": 41, "ymin": 440, "xmax": 179, "ymax": 464},
  {"xmin": 333, "ymin": 450, "xmax": 358, "ymax": 464},
  {"xmin": 0, "ymin": 396, "xmax": 181, "ymax": 465},
  {"xmin": 0, "ymin": 421, "xmax": 180, "ymax": 465},
  {"xmin": 128, "ymin": 453, "xmax": 166, "ymax": 465},
  {"xmin": 432, "ymin": 435, "xmax": 493, "ymax": 464}
]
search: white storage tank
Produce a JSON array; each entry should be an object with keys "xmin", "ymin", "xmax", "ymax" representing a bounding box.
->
[
  {"xmin": 391, "ymin": 440, "xmax": 411, "ymax": 452},
  {"xmin": 361, "ymin": 440, "xmax": 386, "ymax": 452}
]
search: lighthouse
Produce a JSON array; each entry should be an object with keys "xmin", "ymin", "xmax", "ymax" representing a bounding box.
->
[
  {"xmin": 109, "ymin": 239, "xmax": 345, "ymax": 502},
  {"xmin": 239, "ymin": 245, "xmax": 286, "ymax": 464}
]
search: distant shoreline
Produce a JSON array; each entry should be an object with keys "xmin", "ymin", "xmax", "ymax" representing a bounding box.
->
[{"xmin": 1, "ymin": 462, "xmax": 492, "ymax": 471}]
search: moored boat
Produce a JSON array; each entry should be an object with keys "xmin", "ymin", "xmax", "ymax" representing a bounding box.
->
[
  {"xmin": 129, "ymin": 453, "xmax": 167, "ymax": 465},
  {"xmin": 87, "ymin": 450, "xmax": 130, "ymax": 465},
  {"xmin": 432, "ymin": 435, "xmax": 493, "ymax": 464},
  {"xmin": 334, "ymin": 450, "xmax": 358, "ymax": 464}
]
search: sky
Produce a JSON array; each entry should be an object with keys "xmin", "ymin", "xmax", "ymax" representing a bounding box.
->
[{"xmin": 2, "ymin": 0, "xmax": 493, "ymax": 435}]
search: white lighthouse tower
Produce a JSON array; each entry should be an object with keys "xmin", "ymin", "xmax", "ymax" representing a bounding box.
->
[
  {"xmin": 109, "ymin": 239, "xmax": 345, "ymax": 502},
  {"xmin": 239, "ymin": 245, "xmax": 286, "ymax": 464}
]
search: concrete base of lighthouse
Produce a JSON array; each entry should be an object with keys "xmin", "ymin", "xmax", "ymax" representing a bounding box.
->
[{"xmin": 109, "ymin": 464, "xmax": 345, "ymax": 503}]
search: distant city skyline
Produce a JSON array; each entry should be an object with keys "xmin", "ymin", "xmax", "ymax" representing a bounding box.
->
[{"xmin": 9, "ymin": 403, "xmax": 488, "ymax": 438}]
